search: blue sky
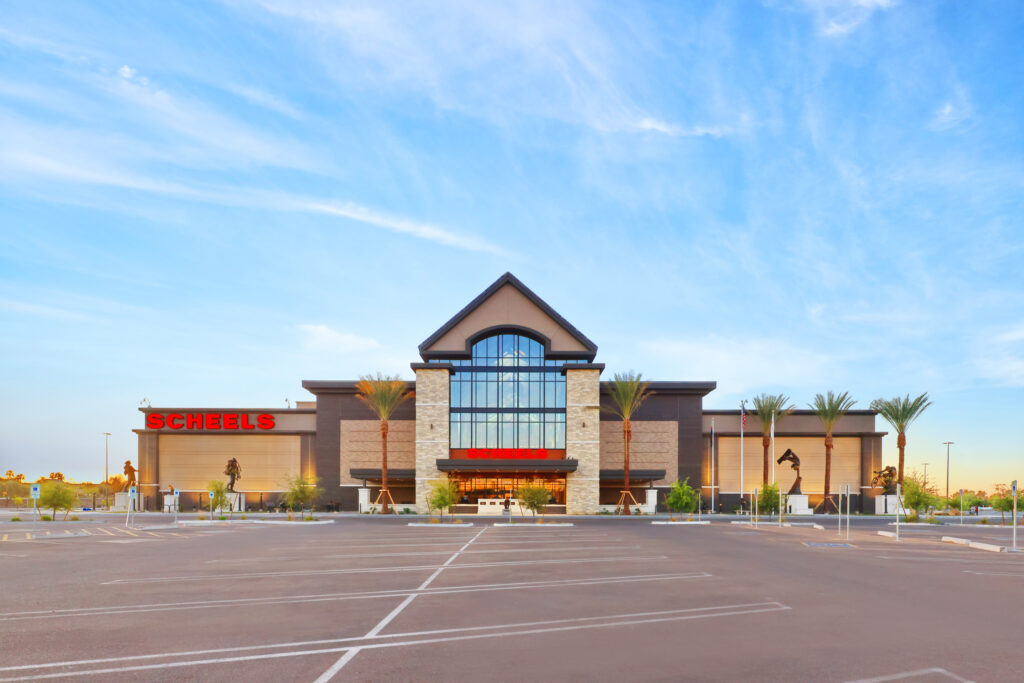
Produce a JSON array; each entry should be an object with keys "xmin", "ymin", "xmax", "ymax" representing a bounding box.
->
[{"xmin": 1, "ymin": 1, "xmax": 1021, "ymax": 492}]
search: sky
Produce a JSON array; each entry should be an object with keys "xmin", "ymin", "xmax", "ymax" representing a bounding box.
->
[{"xmin": 1, "ymin": 0, "xmax": 1022, "ymax": 493}]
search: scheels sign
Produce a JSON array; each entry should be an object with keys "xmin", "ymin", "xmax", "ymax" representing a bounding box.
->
[
  {"xmin": 146, "ymin": 413, "xmax": 276, "ymax": 431},
  {"xmin": 450, "ymin": 448, "xmax": 564, "ymax": 460}
]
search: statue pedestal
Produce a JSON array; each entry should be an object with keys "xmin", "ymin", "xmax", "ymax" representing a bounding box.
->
[
  {"xmin": 875, "ymin": 494, "xmax": 902, "ymax": 515},
  {"xmin": 358, "ymin": 488, "xmax": 371, "ymax": 513},
  {"xmin": 226, "ymin": 492, "xmax": 245, "ymax": 512},
  {"xmin": 786, "ymin": 494, "xmax": 813, "ymax": 515},
  {"xmin": 112, "ymin": 492, "xmax": 142, "ymax": 511}
]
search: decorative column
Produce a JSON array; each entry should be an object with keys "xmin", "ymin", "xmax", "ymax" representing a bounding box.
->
[
  {"xmin": 411, "ymin": 363, "xmax": 453, "ymax": 513},
  {"xmin": 564, "ymin": 364, "xmax": 603, "ymax": 515}
]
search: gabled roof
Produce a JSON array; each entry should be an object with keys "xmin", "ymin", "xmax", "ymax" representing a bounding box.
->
[{"xmin": 418, "ymin": 272, "xmax": 598, "ymax": 360}]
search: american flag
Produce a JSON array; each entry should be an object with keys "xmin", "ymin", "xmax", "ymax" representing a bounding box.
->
[{"xmin": 741, "ymin": 403, "xmax": 746, "ymax": 427}]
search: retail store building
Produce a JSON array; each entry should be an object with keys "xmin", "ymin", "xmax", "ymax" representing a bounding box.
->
[{"xmin": 134, "ymin": 273, "xmax": 885, "ymax": 513}]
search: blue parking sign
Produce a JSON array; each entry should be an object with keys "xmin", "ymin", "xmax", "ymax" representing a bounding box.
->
[
  {"xmin": 209, "ymin": 490, "xmax": 215, "ymax": 499},
  {"xmin": 30, "ymin": 484, "xmax": 41, "ymax": 499}
]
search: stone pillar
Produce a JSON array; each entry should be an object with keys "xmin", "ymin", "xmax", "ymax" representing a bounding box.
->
[
  {"xmin": 565, "ymin": 366, "xmax": 602, "ymax": 515},
  {"xmin": 412, "ymin": 364, "xmax": 452, "ymax": 513}
]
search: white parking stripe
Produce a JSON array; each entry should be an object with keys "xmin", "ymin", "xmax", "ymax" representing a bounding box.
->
[
  {"xmin": 0, "ymin": 601, "xmax": 783, "ymax": 678},
  {"xmin": 314, "ymin": 526, "xmax": 491, "ymax": 681},
  {"xmin": 0, "ymin": 572, "xmax": 710, "ymax": 622},
  {"xmin": 846, "ymin": 666, "xmax": 972, "ymax": 682},
  {"xmin": 100, "ymin": 555, "xmax": 669, "ymax": 585}
]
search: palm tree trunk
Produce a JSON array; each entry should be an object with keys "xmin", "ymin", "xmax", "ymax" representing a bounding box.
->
[
  {"xmin": 896, "ymin": 432, "xmax": 906, "ymax": 486},
  {"xmin": 762, "ymin": 435, "xmax": 771, "ymax": 485},
  {"xmin": 622, "ymin": 419, "xmax": 631, "ymax": 515},
  {"xmin": 823, "ymin": 434, "xmax": 833, "ymax": 513},
  {"xmin": 381, "ymin": 420, "xmax": 390, "ymax": 515}
]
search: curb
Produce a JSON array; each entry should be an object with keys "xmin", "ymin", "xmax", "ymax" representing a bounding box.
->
[
  {"xmin": 968, "ymin": 541, "xmax": 1005, "ymax": 553},
  {"xmin": 651, "ymin": 521, "xmax": 710, "ymax": 525},
  {"xmin": 491, "ymin": 522, "xmax": 574, "ymax": 527},
  {"xmin": 406, "ymin": 523, "xmax": 475, "ymax": 527},
  {"xmin": 877, "ymin": 530, "xmax": 897, "ymax": 538},
  {"xmin": 941, "ymin": 536, "xmax": 971, "ymax": 545}
]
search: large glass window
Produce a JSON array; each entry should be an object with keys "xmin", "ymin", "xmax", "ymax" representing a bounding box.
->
[{"xmin": 446, "ymin": 333, "xmax": 576, "ymax": 449}]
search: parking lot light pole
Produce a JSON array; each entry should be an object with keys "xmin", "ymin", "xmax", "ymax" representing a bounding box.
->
[
  {"xmin": 943, "ymin": 442, "xmax": 954, "ymax": 506},
  {"xmin": 103, "ymin": 432, "xmax": 111, "ymax": 510}
]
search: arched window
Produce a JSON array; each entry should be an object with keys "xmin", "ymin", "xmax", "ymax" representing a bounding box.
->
[{"xmin": 447, "ymin": 332, "xmax": 571, "ymax": 450}]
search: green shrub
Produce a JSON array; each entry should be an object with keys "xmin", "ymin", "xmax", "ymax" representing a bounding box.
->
[
  {"xmin": 979, "ymin": 518, "xmax": 990, "ymax": 524},
  {"xmin": 218, "ymin": 515, "xmax": 227, "ymax": 520},
  {"xmin": 39, "ymin": 482, "xmax": 77, "ymax": 520},
  {"xmin": 666, "ymin": 478, "xmax": 699, "ymax": 518},
  {"xmin": 517, "ymin": 483, "xmax": 551, "ymax": 519},
  {"xmin": 757, "ymin": 483, "xmax": 780, "ymax": 515},
  {"xmin": 281, "ymin": 474, "xmax": 322, "ymax": 519},
  {"xmin": 426, "ymin": 480, "xmax": 459, "ymax": 520},
  {"xmin": 40, "ymin": 515, "xmax": 52, "ymax": 521},
  {"xmin": 10, "ymin": 516, "xmax": 20, "ymax": 522},
  {"xmin": 905, "ymin": 511, "xmax": 920, "ymax": 523},
  {"xmin": 69, "ymin": 515, "xmax": 80, "ymax": 521}
]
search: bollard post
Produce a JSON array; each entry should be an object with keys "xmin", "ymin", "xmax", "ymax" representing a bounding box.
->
[
  {"xmin": 895, "ymin": 483, "xmax": 901, "ymax": 542},
  {"xmin": 960, "ymin": 489, "xmax": 963, "ymax": 527},
  {"xmin": 846, "ymin": 484, "xmax": 851, "ymax": 541},
  {"xmin": 1013, "ymin": 480, "xmax": 1018, "ymax": 552}
]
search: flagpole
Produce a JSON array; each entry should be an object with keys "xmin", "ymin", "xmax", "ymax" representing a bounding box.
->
[
  {"xmin": 771, "ymin": 414, "xmax": 776, "ymax": 486},
  {"xmin": 711, "ymin": 419, "xmax": 716, "ymax": 514},
  {"xmin": 740, "ymin": 399, "xmax": 746, "ymax": 512}
]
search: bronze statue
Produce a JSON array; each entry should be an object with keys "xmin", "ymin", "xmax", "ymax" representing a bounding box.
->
[
  {"xmin": 224, "ymin": 458, "xmax": 241, "ymax": 492},
  {"xmin": 872, "ymin": 466, "xmax": 897, "ymax": 494},
  {"xmin": 122, "ymin": 461, "xmax": 137, "ymax": 492},
  {"xmin": 776, "ymin": 449, "xmax": 802, "ymax": 495}
]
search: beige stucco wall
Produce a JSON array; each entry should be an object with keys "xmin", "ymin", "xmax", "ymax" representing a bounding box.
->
[
  {"xmin": 703, "ymin": 413, "xmax": 876, "ymax": 434},
  {"xmin": 565, "ymin": 368, "xmax": 600, "ymax": 514},
  {"xmin": 423, "ymin": 283, "xmax": 590, "ymax": 355},
  {"xmin": 599, "ymin": 421, "xmax": 677, "ymax": 486},
  {"xmin": 339, "ymin": 420, "xmax": 415, "ymax": 485},
  {"xmin": 414, "ymin": 367, "xmax": 451, "ymax": 512},
  {"xmin": 157, "ymin": 434, "xmax": 300, "ymax": 491},
  {"xmin": 716, "ymin": 436, "xmax": 862, "ymax": 494}
]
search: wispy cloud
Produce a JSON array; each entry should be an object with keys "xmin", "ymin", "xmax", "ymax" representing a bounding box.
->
[
  {"xmin": 0, "ymin": 299, "xmax": 92, "ymax": 321},
  {"xmin": 299, "ymin": 324, "xmax": 382, "ymax": 354},
  {"xmin": 797, "ymin": 0, "xmax": 896, "ymax": 37},
  {"xmin": 928, "ymin": 84, "xmax": 973, "ymax": 131}
]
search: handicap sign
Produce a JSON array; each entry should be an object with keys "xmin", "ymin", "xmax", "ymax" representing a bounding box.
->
[
  {"xmin": 1013, "ymin": 480, "xmax": 1017, "ymax": 496},
  {"xmin": 209, "ymin": 491, "xmax": 215, "ymax": 499},
  {"xmin": 30, "ymin": 484, "xmax": 41, "ymax": 499},
  {"xmin": 129, "ymin": 486, "xmax": 137, "ymax": 499}
]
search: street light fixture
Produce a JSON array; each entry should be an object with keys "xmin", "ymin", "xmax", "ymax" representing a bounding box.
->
[
  {"xmin": 922, "ymin": 462, "xmax": 929, "ymax": 490},
  {"xmin": 103, "ymin": 432, "xmax": 111, "ymax": 510},
  {"xmin": 942, "ymin": 441, "xmax": 954, "ymax": 504}
]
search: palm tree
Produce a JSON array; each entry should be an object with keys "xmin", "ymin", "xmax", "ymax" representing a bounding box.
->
[
  {"xmin": 356, "ymin": 373, "xmax": 414, "ymax": 514},
  {"xmin": 751, "ymin": 393, "xmax": 795, "ymax": 485},
  {"xmin": 603, "ymin": 371, "xmax": 652, "ymax": 515},
  {"xmin": 808, "ymin": 391, "xmax": 857, "ymax": 513},
  {"xmin": 870, "ymin": 393, "xmax": 932, "ymax": 487}
]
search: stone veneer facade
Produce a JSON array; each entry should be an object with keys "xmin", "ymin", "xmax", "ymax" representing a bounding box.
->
[
  {"xmin": 413, "ymin": 365, "xmax": 451, "ymax": 512},
  {"xmin": 565, "ymin": 367, "xmax": 601, "ymax": 514}
]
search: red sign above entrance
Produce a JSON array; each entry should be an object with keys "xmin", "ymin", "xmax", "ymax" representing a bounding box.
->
[
  {"xmin": 450, "ymin": 448, "xmax": 565, "ymax": 460},
  {"xmin": 145, "ymin": 413, "xmax": 276, "ymax": 431}
]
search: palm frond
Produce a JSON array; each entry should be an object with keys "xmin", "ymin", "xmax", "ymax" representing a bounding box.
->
[
  {"xmin": 751, "ymin": 393, "xmax": 795, "ymax": 430},
  {"xmin": 602, "ymin": 371, "xmax": 652, "ymax": 421},
  {"xmin": 808, "ymin": 390, "xmax": 857, "ymax": 432},
  {"xmin": 356, "ymin": 373, "xmax": 415, "ymax": 421},
  {"xmin": 869, "ymin": 393, "xmax": 932, "ymax": 432}
]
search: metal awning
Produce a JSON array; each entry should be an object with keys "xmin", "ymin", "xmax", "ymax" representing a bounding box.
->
[
  {"xmin": 349, "ymin": 468, "xmax": 415, "ymax": 480},
  {"xmin": 599, "ymin": 469, "xmax": 666, "ymax": 481},
  {"xmin": 436, "ymin": 459, "xmax": 579, "ymax": 473}
]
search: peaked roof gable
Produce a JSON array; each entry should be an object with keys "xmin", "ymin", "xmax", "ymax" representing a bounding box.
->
[{"xmin": 418, "ymin": 272, "xmax": 598, "ymax": 360}]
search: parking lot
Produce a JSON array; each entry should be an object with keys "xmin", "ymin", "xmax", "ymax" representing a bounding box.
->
[{"xmin": 1, "ymin": 515, "xmax": 1022, "ymax": 682}]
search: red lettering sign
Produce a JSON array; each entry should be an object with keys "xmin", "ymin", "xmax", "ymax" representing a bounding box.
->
[
  {"xmin": 144, "ymin": 413, "xmax": 276, "ymax": 431},
  {"xmin": 451, "ymin": 448, "xmax": 564, "ymax": 460}
]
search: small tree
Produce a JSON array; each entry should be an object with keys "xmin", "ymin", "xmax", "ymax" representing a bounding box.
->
[
  {"xmin": 665, "ymin": 478, "xmax": 699, "ymax": 520},
  {"xmin": 282, "ymin": 474, "xmax": 322, "ymax": 520},
  {"xmin": 39, "ymin": 482, "xmax": 77, "ymax": 521},
  {"xmin": 517, "ymin": 484, "xmax": 551, "ymax": 522},
  {"xmin": 757, "ymin": 483, "xmax": 780, "ymax": 516},
  {"xmin": 901, "ymin": 475, "xmax": 939, "ymax": 515},
  {"xmin": 207, "ymin": 480, "xmax": 230, "ymax": 517},
  {"xmin": 427, "ymin": 480, "xmax": 459, "ymax": 522}
]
